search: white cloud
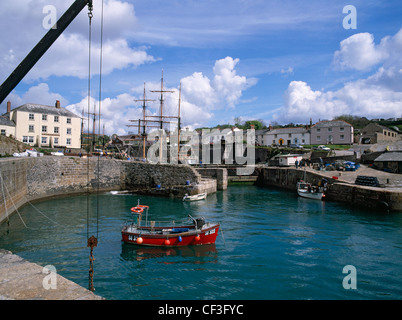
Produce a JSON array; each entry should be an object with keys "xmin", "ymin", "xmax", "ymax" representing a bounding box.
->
[
  {"xmin": 28, "ymin": 34, "xmax": 157, "ymax": 80},
  {"xmin": 276, "ymin": 28, "xmax": 402, "ymax": 124},
  {"xmin": 66, "ymin": 93, "xmax": 142, "ymax": 136},
  {"xmin": 6, "ymin": 83, "xmax": 66, "ymax": 109},
  {"xmin": 333, "ymin": 33, "xmax": 385, "ymax": 71},
  {"xmin": 180, "ymin": 72, "xmax": 217, "ymax": 109},
  {"xmin": 280, "ymin": 67, "xmax": 294, "ymax": 76},
  {"xmin": 213, "ymin": 57, "xmax": 249, "ymax": 108},
  {"xmin": 333, "ymin": 28, "xmax": 402, "ymax": 72},
  {"xmin": 0, "ymin": 0, "xmax": 156, "ymax": 82}
]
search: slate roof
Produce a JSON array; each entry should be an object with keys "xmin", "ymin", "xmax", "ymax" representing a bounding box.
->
[
  {"xmin": 265, "ymin": 127, "xmax": 309, "ymax": 135},
  {"xmin": 0, "ymin": 116, "xmax": 15, "ymax": 126},
  {"xmin": 8, "ymin": 103, "xmax": 80, "ymax": 118},
  {"xmin": 374, "ymin": 152, "xmax": 402, "ymax": 162},
  {"xmin": 312, "ymin": 120, "xmax": 352, "ymax": 128},
  {"xmin": 255, "ymin": 129, "xmax": 270, "ymax": 136}
]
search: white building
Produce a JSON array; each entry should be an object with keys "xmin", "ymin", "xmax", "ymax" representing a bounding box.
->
[
  {"xmin": 276, "ymin": 154, "xmax": 303, "ymax": 166},
  {"xmin": 3, "ymin": 101, "xmax": 81, "ymax": 149},
  {"xmin": 263, "ymin": 127, "xmax": 310, "ymax": 146}
]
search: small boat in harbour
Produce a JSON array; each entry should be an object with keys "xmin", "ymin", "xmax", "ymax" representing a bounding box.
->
[
  {"xmin": 121, "ymin": 202, "xmax": 219, "ymax": 247},
  {"xmin": 182, "ymin": 192, "xmax": 207, "ymax": 201},
  {"xmin": 296, "ymin": 181, "xmax": 325, "ymax": 200}
]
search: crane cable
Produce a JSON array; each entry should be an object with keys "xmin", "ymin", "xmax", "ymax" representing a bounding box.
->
[
  {"xmin": 86, "ymin": 0, "xmax": 105, "ymax": 294},
  {"xmin": 86, "ymin": 1, "xmax": 97, "ymax": 293}
]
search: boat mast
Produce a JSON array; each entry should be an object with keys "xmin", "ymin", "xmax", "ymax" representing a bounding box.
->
[{"xmin": 134, "ymin": 83, "xmax": 155, "ymax": 158}]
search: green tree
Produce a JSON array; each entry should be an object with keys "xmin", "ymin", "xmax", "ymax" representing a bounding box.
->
[{"xmin": 244, "ymin": 120, "xmax": 266, "ymax": 130}]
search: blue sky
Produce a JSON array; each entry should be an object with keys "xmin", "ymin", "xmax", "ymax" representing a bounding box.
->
[{"xmin": 1, "ymin": 0, "xmax": 402, "ymax": 135}]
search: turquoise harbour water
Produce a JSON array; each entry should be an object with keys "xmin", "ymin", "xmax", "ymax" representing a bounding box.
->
[{"xmin": 0, "ymin": 185, "xmax": 402, "ymax": 300}]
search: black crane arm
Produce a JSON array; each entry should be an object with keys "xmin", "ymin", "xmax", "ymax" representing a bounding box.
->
[{"xmin": 0, "ymin": 0, "xmax": 93, "ymax": 105}]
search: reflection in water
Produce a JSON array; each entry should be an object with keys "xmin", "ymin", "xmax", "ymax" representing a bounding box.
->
[
  {"xmin": 121, "ymin": 243, "xmax": 218, "ymax": 264},
  {"xmin": 296, "ymin": 196, "xmax": 326, "ymax": 214}
]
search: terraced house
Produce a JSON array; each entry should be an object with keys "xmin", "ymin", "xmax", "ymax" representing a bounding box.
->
[
  {"xmin": 310, "ymin": 120, "xmax": 353, "ymax": 145},
  {"xmin": 2, "ymin": 100, "xmax": 81, "ymax": 149},
  {"xmin": 262, "ymin": 127, "xmax": 310, "ymax": 146}
]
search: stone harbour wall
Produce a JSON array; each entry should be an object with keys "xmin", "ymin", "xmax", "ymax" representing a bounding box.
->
[
  {"xmin": 26, "ymin": 157, "xmax": 123, "ymax": 199},
  {"xmin": 122, "ymin": 161, "xmax": 202, "ymax": 189},
  {"xmin": 195, "ymin": 168, "xmax": 228, "ymax": 190},
  {"xmin": 259, "ymin": 167, "xmax": 402, "ymax": 212},
  {"xmin": 0, "ymin": 157, "xmax": 213, "ymax": 224},
  {"xmin": 0, "ymin": 158, "xmax": 29, "ymax": 224}
]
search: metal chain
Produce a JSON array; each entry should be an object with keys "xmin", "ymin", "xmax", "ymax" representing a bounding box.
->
[{"xmin": 87, "ymin": 235, "xmax": 98, "ymax": 291}]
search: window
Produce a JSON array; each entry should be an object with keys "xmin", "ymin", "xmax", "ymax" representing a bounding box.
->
[
  {"xmin": 29, "ymin": 136, "xmax": 34, "ymax": 143},
  {"xmin": 273, "ymin": 140, "xmax": 276, "ymax": 145},
  {"xmin": 29, "ymin": 113, "xmax": 34, "ymax": 120},
  {"xmin": 42, "ymin": 125, "xmax": 47, "ymax": 133},
  {"xmin": 66, "ymin": 118, "xmax": 71, "ymax": 124},
  {"xmin": 340, "ymin": 127, "xmax": 344, "ymax": 132},
  {"xmin": 274, "ymin": 134, "xmax": 278, "ymax": 138},
  {"xmin": 66, "ymin": 128, "xmax": 71, "ymax": 135},
  {"xmin": 54, "ymin": 116, "xmax": 59, "ymax": 123},
  {"xmin": 54, "ymin": 127, "xmax": 59, "ymax": 134},
  {"xmin": 1, "ymin": 129, "xmax": 5, "ymax": 135},
  {"xmin": 28, "ymin": 125, "xmax": 34, "ymax": 132},
  {"xmin": 328, "ymin": 128, "xmax": 332, "ymax": 132},
  {"xmin": 317, "ymin": 136, "xmax": 321, "ymax": 141},
  {"xmin": 41, "ymin": 137, "xmax": 47, "ymax": 144},
  {"xmin": 54, "ymin": 138, "xmax": 59, "ymax": 145},
  {"xmin": 23, "ymin": 136, "xmax": 28, "ymax": 143},
  {"xmin": 317, "ymin": 128, "xmax": 320, "ymax": 133},
  {"xmin": 340, "ymin": 135, "xmax": 345, "ymax": 140},
  {"xmin": 66, "ymin": 138, "xmax": 71, "ymax": 145},
  {"xmin": 288, "ymin": 133, "xmax": 292, "ymax": 138},
  {"xmin": 42, "ymin": 114, "xmax": 47, "ymax": 121}
]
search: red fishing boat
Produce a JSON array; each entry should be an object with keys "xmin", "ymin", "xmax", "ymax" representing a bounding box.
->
[{"xmin": 121, "ymin": 202, "xmax": 220, "ymax": 247}]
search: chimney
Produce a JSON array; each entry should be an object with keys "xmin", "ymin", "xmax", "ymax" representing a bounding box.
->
[
  {"xmin": 269, "ymin": 124, "xmax": 273, "ymax": 131},
  {"xmin": 55, "ymin": 100, "xmax": 61, "ymax": 108},
  {"xmin": 7, "ymin": 101, "xmax": 11, "ymax": 113}
]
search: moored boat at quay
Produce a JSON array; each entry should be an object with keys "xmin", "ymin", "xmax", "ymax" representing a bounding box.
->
[
  {"xmin": 121, "ymin": 203, "xmax": 220, "ymax": 247},
  {"xmin": 296, "ymin": 181, "xmax": 325, "ymax": 200}
]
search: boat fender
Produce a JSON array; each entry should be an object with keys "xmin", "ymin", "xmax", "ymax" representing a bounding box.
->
[
  {"xmin": 178, "ymin": 236, "xmax": 182, "ymax": 242},
  {"xmin": 136, "ymin": 237, "xmax": 143, "ymax": 244},
  {"xmin": 195, "ymin": 235, "xmax": 201, "ymax": 241},
  {"xmin": 164, "ymin": 239, "xmax": 171, "ymax": 245}
]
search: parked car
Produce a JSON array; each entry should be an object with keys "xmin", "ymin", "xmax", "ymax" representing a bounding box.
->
[
  {"xmin": 289, "ymin": 144, "xmax": 303, "ymax": 149},
  {"xmin": 314, "ymin": 145, "xmax": 331, "ymax": 151}
]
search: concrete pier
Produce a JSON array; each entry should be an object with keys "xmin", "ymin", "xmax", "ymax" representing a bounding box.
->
[{"xmin": 0, "ymin": 249, "xmax": 103, "ymax": 300}]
